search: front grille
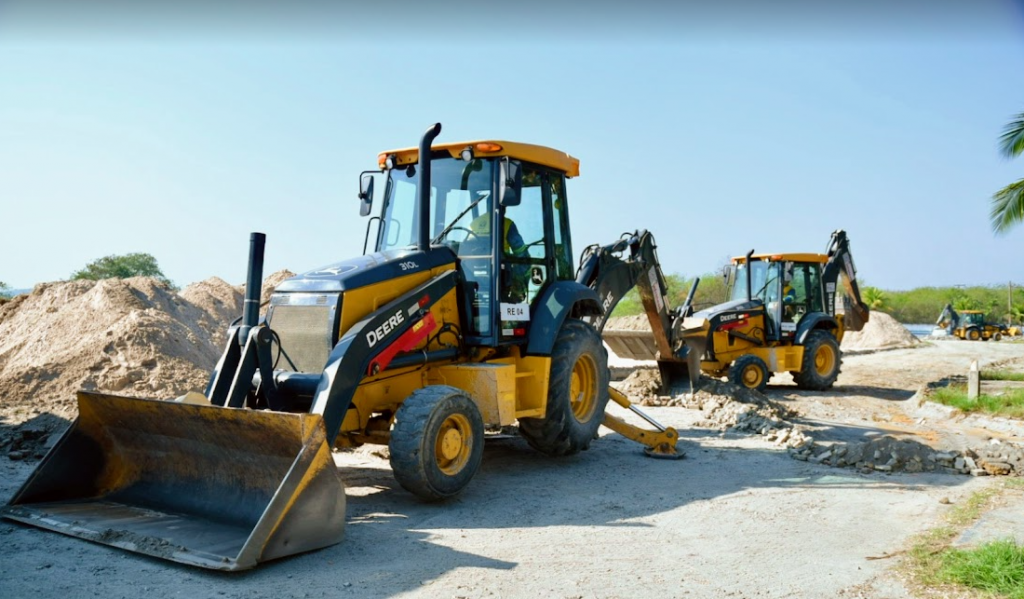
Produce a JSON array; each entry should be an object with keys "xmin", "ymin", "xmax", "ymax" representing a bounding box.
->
[{"xmin": 269, "ymin": 304, "xmax": 334, "ymax": 374}]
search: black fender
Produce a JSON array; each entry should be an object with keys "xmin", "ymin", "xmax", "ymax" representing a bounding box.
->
[
  {"xmin": 311, "ymin": 269, "xmax": 460, "ymax": 444},
  {"xmin": 795, "ymin": 313, "xmax": 839, "ymax": 345},
  {"xmin": 526, "ymin": 281, "xmax": 603, "ymax": 356}
]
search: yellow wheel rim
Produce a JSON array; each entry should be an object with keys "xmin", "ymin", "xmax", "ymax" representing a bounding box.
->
[
  {"xmin": 814, "ymin": 344, "xmax": 836, "ymax": 376},
  {"xmin": 742, "ymin": 363, "xmax": 764, "ymax": 388},
  {"xmin": 434, "ymin": 413, "xmax": 472, "ymax": 475},
  {"xmin": 570, "ymin": 353, "xmax": 598, "ymax": 421}
]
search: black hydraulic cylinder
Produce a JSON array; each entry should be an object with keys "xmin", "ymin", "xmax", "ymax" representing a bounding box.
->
[
  {"xmin": 239, "ymin": 232, "xmax": 266, "ymax": 345},
  {"xmin": 418, "ymin": 123, "xmax": 442, "ymax": 252}
]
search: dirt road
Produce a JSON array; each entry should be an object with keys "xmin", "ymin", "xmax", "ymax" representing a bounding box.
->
[{"xmin": 1, "ymin": 338, "xmax": 1021, "ymax": 599}]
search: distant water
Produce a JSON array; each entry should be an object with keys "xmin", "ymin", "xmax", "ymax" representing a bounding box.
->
[{"xmin": 904, "ymin": 323, "xmax": 938, "ymax": 339}]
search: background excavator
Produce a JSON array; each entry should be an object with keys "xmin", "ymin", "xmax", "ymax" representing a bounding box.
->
[
  {"xmin": 936, "ymin": 304, "xmax": 1007, "ymax": 341},
  {"xmin": 602, "ymin": 230, "xmax": 870, "ymax": 393},
  {"xmin": 3, "ymin": 123, "xmax": 681, "ymax": 571}
]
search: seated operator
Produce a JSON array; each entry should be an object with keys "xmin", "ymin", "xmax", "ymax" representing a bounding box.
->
[{"xmin": 469, "ymin": 211, "xmax": 529, "ymax": 302}]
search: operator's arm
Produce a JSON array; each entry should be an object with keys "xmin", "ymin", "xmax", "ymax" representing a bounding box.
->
[{"xmin": 505, "ymin": 220, "xmax": 527, "ymax": 257}]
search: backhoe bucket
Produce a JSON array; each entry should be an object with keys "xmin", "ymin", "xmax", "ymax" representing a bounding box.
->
[{"xmin": 2, "ymin": 392, "xmax": 346, "ymax": 571}]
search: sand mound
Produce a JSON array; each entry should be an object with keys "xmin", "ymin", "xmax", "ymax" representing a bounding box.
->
[
  {"xmin": 0, "ymin": 278, "xmax": 221, "ymax": 419},
  {"xmin": 840, "ymin": 311, "xmax": 919, "ymax": 351},
  {"xmin": 179, "ymin": 277, "xmax": 244, "ymax": 342},
  {"xmin": 0, "ymin": 270, "xmax": 298, "ymax": 426}
]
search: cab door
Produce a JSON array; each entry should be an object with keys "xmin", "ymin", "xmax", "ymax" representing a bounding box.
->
[{"xmin": 497, "ymin": 164, "xmax": 565, "ymax": 342}]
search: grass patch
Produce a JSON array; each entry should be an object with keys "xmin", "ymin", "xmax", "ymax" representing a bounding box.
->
[
  {"xmin": 930, "ymin": 385, "xmax": 1024, "ymax": 419},
  {"xmin": 983, "ymin": 370, "xmax": 1024, "ymax": 382},
  {"xmin": 905, "ymin": 482, "xmax": 1024, "ymax": 598},
  {"xmin": 938, "ymin": 540, "xmax": 1024, "ymax": 598}
]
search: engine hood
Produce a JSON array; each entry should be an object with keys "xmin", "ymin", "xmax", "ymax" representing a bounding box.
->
[
  {"xmin": 274, "ymin": 246, "xmax": 457, "ymax": 293},
  {"xmin": 690, "ymin": 298, "xmax": 762, "ymax": 321}
]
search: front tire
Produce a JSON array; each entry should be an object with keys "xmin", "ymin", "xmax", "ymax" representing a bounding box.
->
[
  {"xmin": 519, "ymin": 319, "xmax": 609, "ymax": 456},
  {"xmin": 728, "ymin": 355, "xmax": 769, "ymax": 392},
  {"xmin": 793, "ymin": 330, "xmax": 842, "ymax": 390},
  {"xmin": 389, "ymin": 385, "xmax": 484, "ymax": 502}
]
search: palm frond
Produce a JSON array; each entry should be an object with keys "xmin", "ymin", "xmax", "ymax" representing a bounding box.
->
[
  {"xmin": 998, "ymin": 112, "xmax": 1024, "ymax": 158},
  {"xmin": 990, "ymin": 177, "xmax": 1024, "ymax": 234}
]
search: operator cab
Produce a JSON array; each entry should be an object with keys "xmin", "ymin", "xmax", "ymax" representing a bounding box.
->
[
  {"xmin": 961, "ymin": 311, "xmax": 985, "ymax": 327},
  {"xmin": 729, "ymin": 254, "xmax": 827, "ymax": 341},
  {"xmin": 361, "ymin": 141, "xmax": 579, "ymax": 347}
]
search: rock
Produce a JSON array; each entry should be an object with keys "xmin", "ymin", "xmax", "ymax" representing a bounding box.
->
[
  {"xmin": 810, "ymin": 451, "xmax": 832, "ymax": 464},
  {"xmin": 954, "ymin": 457, "xmax": 965, "ymax": 470},
  {"xmin": 8, "ymin": 450, "xmax": 25, "ymax": 460},
  {"xmin": 980, "ymin": 461, "xmax": 1012, "ymax": 476}
]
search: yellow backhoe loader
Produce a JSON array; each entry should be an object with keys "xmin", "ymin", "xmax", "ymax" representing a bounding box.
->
[
  {"xmin": 603, "ymin": 231, "xmax": 870, "ymax": 392},
  {"xmin": 936, "ymin": 305, "xmax": 1008, "ymax": 341},
  {"xmin": 3, "ymin": 123, "xmax": 681, "ymax": 571}
]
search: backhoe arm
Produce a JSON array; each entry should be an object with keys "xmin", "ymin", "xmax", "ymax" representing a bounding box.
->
[
  {"xmin": 936, "ymin": 303, "xmax": 959, "ymax": 331},
  {"xmin": 822, "ymin": 229, "xmax": 870, "ymax": 332},
  {"xmin": 576, "ymin": 230, "xmax": 679, "ymax": 355}
]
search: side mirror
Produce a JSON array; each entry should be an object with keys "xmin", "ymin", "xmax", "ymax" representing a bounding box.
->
[
  {"xmin": 358, "ymin": 172, "xmax": 376, "ymax": 216},
  {"xmin": 498, "ymin": 157, "xmax": 522, "ymax": 207}
]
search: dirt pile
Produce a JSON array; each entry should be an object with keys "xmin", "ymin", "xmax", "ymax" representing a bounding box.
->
[
  {"xmin": 617, "ymin": 368, "xmax": 663, "ymax": 401},
  {"xmin": 179, "ymin": 269, "xmax": 296, "ymax": 342},
  {"xmin": 0, "ymin": 278, "xmax": 222, "ymax": 418},
  {"xmin": 841, "ymin": 311, "xmax": 920, "ymax": 351},
  {"xmin": 0, "ymin": 270, "xmax": 296, "ymax": 436}
]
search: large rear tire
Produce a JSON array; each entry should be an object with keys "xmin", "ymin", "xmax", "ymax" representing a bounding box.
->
[
  {"xmin": 389, "ymin": 385, "xmax": 484, "ymax": 502},
  {"xmin": 519, "ymin": 319, "xmax": 609, "ymax": 456},
  {"xmin": 967, "ymin": 327, "xmax": 981, "ymax": 341},
  {"xmin": 728, "ymin": 355, "xmax": 769, "ymax": 392},
  {"xmin": 793, "ymin": 330, "xmax": 841, "ymax": 390}
]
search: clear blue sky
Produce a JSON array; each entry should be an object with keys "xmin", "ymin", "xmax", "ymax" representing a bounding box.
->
[{"xmin": 1, "ymin": 2, "xmax": 1023, "ymax": 292}]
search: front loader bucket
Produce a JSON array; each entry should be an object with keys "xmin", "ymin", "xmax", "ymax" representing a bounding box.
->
[
  {"xmin": 1, "ymin": 392, "xmax": 345, "ymax": 571},
  {"xmin": 602, "ymin": 329, "xmax": 659, "ymax": 361}
]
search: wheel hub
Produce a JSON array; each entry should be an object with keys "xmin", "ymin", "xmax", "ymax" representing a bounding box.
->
[
  {"xmin": 435, "ymin": 414, "xmax": 472, "ymax": 474},
  {"xmin": 439, "ymin": 428, "xmax": 463, "ymax": 460},
  {"xmin": 570, "ymin": 355, "xmax": 597, "ymax": 420},
  {"xmin": 743, "ymin": 365, "xmax": 761, "ymax": 387},
  {"xmin": 815, "ymin": 346, "xmax": 835, "ymax": 375}
]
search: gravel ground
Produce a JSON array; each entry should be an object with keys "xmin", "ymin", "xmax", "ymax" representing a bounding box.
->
[{"xmin": 1, "ymin": 338, "xmax": 1022, "ymax": 599}]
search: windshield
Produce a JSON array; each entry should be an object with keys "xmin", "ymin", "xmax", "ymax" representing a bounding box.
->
[
  {"xmin": 729, "ymin": 260, "xmax": 777, "ymax": 302},
  {"xmin": 963, "ymin": 312, "xmax": 984, "ymax": 325},
  {"xmin": 377, "ymin": 157, "xmax": 495, "ymax": 252}
]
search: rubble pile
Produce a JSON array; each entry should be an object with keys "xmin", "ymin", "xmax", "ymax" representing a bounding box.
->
[
  {"xmin": 790, "ymin": 436, "xmax": 1023, "ymax": 477},
  {"xmin": 619, "ymin": 370, "xmax": 1023, "ymax": 477}
]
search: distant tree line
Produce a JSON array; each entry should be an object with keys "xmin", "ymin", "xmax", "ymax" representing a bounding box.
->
[
  {"xmin": 612, "ymin": 273, "xmax": 1023, "ymax": 326},
  {"xmin": 875, "ymin": 284, "xmax": 1022, "ymax": 325}
]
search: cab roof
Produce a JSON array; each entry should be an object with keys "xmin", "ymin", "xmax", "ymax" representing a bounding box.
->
[
  {"xmin": 731, "ymin": 253, "xmax": 828, "ymax": 264},
  {"xmin": 377, "ymin": 140, "xmax": 580, "ymax": 177}
]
